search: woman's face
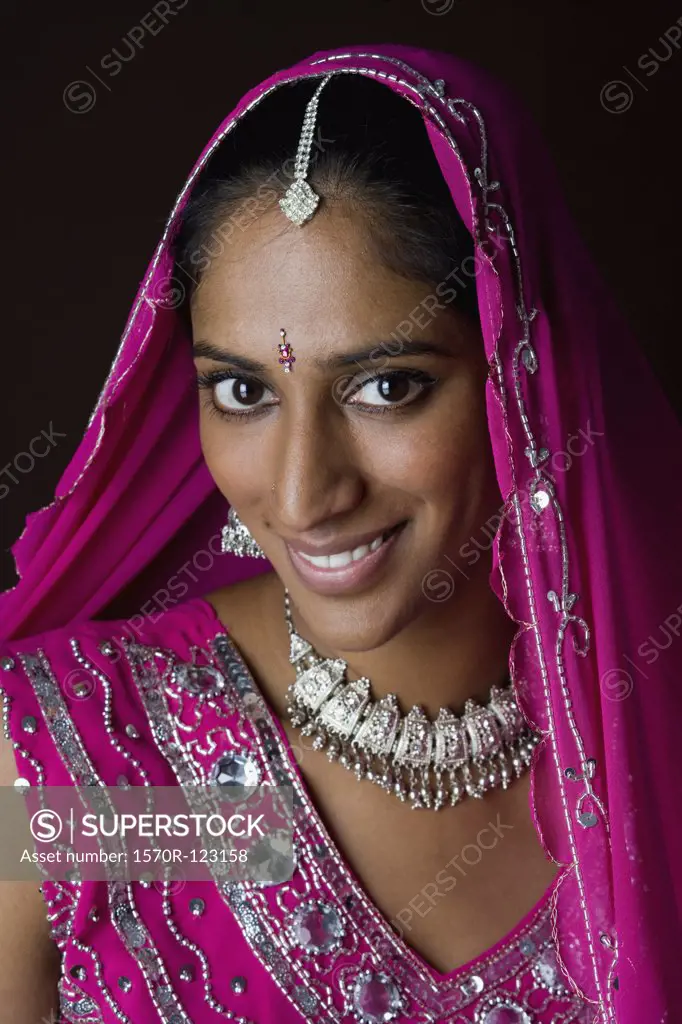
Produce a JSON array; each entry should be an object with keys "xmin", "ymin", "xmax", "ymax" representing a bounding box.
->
[{"xmin": 192, "ymin": 202, "xmax": 501, "ymax": 651}]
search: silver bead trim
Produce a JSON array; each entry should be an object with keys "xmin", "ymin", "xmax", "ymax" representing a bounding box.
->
[
  {"xmin": 0, "ymin": 681, "xmax": 12, "ymax": 741},
  {"xmin": 69, "ymin": 639, "xmax": 152, "ymax": 790},
  {"xmin": 72, "ymin": 935, "xmax": 131, "ymax": 1023},
  {"xmin": 120, "ymin": 638, "xmax": 251, "ymax": 1021},
  {"xmin": 159, "ymin": 879, "xmax": 251, "ymax": 1021},
  {"xmin": 58, "ymin": 974, "xmax": 103, "ymax": 1023},
  {"xmin": 110, "ymin": 881, "xmax": 190, "ymax": 1021},
  {"xmin": 123, "ymin": 640, "xmax": 202, "ymax": 785}
]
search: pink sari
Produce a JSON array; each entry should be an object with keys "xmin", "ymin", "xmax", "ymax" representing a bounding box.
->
[{"xmin": 1, "ymin": 43, "xmax": 681, "ymax": 1022}]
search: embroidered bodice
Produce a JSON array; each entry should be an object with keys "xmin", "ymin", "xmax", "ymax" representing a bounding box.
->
[{"xmin": 0, "ymin": 598, "xmax": 595, "ymax": 1023}]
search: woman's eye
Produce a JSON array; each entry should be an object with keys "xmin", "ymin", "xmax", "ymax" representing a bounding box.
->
[
  {"xmin": 347, "ymin": 371, "xmax": 434, "ymax": 408},
  {"xmin": 213, "ymin": 377, "xmax": 274, "ymax": 413},
  {"xmin": 199, "ymin": 368, "xmax": 436, "ymax": 419}
]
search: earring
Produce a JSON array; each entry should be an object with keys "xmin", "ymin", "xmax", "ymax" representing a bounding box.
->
[{"xmin": 221, "ymin": 507, "xmax": 268, "ymax": 559}]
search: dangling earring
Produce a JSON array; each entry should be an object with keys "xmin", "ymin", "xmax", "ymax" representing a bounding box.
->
[{"xmin": 221, "ymin": 507, "xmax": 268, "ymax": 559}]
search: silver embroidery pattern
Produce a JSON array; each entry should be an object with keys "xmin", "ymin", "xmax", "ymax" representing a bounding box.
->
[
  {"xmin": 5, "ymin": 626, "xmax": 593, "ymax": 1023},
  {"xmin": 0, "ymin": 678, "xmax": 12, "ymax": 740},
  {"xmin": 58, "ymin": 973, "xmax": 105, "ymax": 1022},
  {"xmin": 18, "ymin": 648, "xmax": 192, "ymax": 1024},
  {"xmin": 70, "ymin": 639, "xmax": 153, "ymax": 788},
  {"xmin": 109, "ymin": 880, "xmax": 191, "ymax": 1024},
  {"xmin": 71, "ymin": 936, "xmax": 132, "ymax": 1024},
  {"xmin": 122, "ymin": 638, "xmax": 240, "ymax": 785},
  {"xmin": 212, "ymin": 631, "xmax": 593, "ymax": 1024},
  {"xmin": 439, "ymin": 75, "xmax": 613, "ymax": 1019},
  {"xmin": 7, "ymin": 738, "xmax": 77, "ymax": 940},
  {"xmin": 118, "ymin": 637, "xmax": 255, "ymax": 1022},
  {"xmin": 122, "ymin": 641, "xmax": 201, "ymax": 786},
  {"xmin": 159, "ymin": 880, "xmax": 252, "ymax": 1023},
  {"xmin": 12, "ymin": 653, "xmax": 86, "ymax": 949}
]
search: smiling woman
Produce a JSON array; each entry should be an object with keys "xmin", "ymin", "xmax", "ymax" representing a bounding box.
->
[
  {"xmin": 177, "ymin": 78, "xmax": 499, "ymax": 651},
  {"xmin": 1, "ymin": 43, "xmax": 681, "ymax": 1024}
]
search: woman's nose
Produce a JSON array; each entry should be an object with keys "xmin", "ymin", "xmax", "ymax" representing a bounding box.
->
[{"xmin": 269, "ymin": 413, "xmax": 364, "ymax": 535}]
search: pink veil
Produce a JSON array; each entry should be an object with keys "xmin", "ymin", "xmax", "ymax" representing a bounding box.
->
[{"xmin": 2, "ymin": 44, "xmax": 681, "ymax": 1022}]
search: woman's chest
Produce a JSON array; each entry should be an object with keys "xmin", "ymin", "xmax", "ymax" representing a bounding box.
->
[
  {"xmin": 281, "ymin": 724, "xmax": 560, "ymax": 978},
  {"xmin": 14, "ymin": 629, "xmax": 591, "ymax": 1023}
]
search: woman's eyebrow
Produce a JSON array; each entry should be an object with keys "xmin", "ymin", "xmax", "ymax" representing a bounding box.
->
[
  {"xmin": 327, "ymin": 339, "xmax": 458, "ymax": 368},
  {"xmin": 192, "ymin": 342, "xmax": 267, "ymax": 373},
  {"xmin": 192, "ymin": 338, "xmax": 457, "ymax": 372}
]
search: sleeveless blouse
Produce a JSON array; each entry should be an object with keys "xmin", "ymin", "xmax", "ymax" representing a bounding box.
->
[{"xmin": 0, "ymin": 598, "xmax": 595, "ymax": 1023}]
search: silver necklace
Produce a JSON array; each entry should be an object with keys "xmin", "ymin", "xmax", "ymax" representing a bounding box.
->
[{"xmin": 283, "ymin": 590, "xmax": 540, "ymax": 811}]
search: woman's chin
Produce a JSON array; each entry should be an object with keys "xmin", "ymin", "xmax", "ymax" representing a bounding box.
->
[{"xmin": 289, "ymin": 586, "xmax": 424, "ymax": 656}]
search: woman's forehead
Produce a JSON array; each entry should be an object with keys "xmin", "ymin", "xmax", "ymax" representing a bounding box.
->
[{"xmin": 192, "ymin": 208, "xmax": 415, "ymax": 321}]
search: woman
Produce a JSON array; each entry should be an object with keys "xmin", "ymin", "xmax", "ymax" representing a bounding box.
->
[{"xmin": 0, "ymin": 42, "xmax": 680, "ymax": 1024}]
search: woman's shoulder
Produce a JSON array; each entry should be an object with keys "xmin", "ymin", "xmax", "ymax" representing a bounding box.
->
[
  {"xmin": 0, "ymin": 575, "xmax": 284, "ymax": 788},
  {"xmin": 0, "ymin": 593, "xmax": 224, "ymax": 666},
  {"xmin": 0, "ymin": 595, "xmax": 233, "ymax": 789},
  {"xmin": 0, "ymin": 589, "xmax": 283, "ymax": 1010}
]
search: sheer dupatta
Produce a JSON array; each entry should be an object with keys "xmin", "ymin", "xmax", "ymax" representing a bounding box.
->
[{"xmin": 2, "ymin": 44, "xmax": 681, "ymax": 1022}]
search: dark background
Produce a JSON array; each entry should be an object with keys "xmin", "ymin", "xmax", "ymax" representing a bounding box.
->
[{"xmin": 2, "ymin": 0, "xmax": 681, "ymax": 591}]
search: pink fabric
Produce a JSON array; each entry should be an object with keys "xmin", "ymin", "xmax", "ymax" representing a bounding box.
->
[
  {"xmin": 0, "ymin": 599, "xmax": 593, "ymax": 1023},
  {"xmin": 1, "ymin": 43, "xmax": 681, "ymax": 1021}
]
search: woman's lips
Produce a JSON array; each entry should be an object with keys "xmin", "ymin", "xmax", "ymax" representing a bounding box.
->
[{"xmin": 285, "ymin": 523, "xmax": 407, "ymax": 595}]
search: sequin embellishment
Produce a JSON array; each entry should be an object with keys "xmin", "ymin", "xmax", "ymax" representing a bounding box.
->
[
  {"xmin": 210, "ymin": 749, "xmax": 262, "ymax": 798},
  {"xmin": 287, "ymin": 900, "xmax": 345, "ymax": 954},
  {"xmin": 476, "ymin": 999, "xmax": 532, "ymax": 1023},
  {"xmin": 350, "ymin": 970, "xmax": 406, "ymax": 1023}
]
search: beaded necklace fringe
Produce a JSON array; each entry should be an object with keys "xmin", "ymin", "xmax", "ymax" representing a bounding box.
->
[{"xmin": 283, "ymin": 591, "xmax": 539, "ymax": 811}]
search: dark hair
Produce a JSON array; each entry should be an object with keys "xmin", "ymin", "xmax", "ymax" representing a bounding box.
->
[{"xmin": 172, "ymin": 75, "xmax": 479, "ymax": 325}]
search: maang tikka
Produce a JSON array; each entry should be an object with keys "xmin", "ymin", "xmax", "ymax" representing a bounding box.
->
[{"xmin": 279, "ymin": 74, "xmax": 334, "ymax": 227}]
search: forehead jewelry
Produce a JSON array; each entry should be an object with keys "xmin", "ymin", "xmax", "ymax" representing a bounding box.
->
[
  {"xmin": 278, "ymin": 328, "xmax": 295, "ymax": 373},
  {"xmin": 279, "ymin": 74, "xmax": 334, "ymax": 227}
]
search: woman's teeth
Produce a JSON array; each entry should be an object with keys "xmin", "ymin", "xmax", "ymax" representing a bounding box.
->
[{"xmin": 297, "ymin": 532, "xmax": 387, "ymax": 569}]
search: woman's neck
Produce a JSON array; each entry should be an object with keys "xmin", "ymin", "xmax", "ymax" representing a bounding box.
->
[{"xmin": 277, "ymin": 564, "xmax": 515, "ymax": 715}]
